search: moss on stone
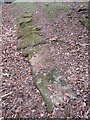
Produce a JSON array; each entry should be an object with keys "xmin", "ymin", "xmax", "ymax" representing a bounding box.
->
[
  {"xmin": 22, "ymin": 12, "xmax": 32, "ymax": 18},
  {"xmin": 17, "ymin": 26, "xmax": 39, "ymax": 39},
  {"xmin": 19, "ymin": 22, "xmax": 27, "ymax": 29},
  {"xmin": 21, "ymin": 46, "xmax": 41, "ymax": 57},
  {"xmin": 32, "ymin": 27, "xmax": 41, "ymax": 31},
  {"xmin": 16, "ymin": 15, "xmax": 32, "ymax": 29},
  {"xmin": 19, "ymin": 17, "xmax": 32, "ymax": 25},
  {"xmin": 17, "ymin": 26, "xmax": 32, "ymax": 38},
  {"xmin": 22, "ymin": 49, "xmax": 31, "ymax": 57},
  {"xmin": 17, "ymin": 12, "xmax": 45, "ymax": 50},
  {"xmin": 19, "ymin": 18, "xmax": 32, "ymax": 29},
  {"xmin": 34, "ymin": 73, "xmax": 53, "ymax": 113},
  {"xmin": 17, "ymin": 34, "xmax": 45, "ymax": 50}
]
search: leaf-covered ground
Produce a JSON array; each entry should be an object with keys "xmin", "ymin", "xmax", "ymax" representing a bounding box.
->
[{"xmin": 1, "ymin": 2, "xmax": 89, "ymax": 119}]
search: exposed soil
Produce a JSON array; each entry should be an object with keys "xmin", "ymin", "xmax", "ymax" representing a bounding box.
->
[{"xmin": 1, "ymin": 2, "xmax": 89, "ymax": 119}]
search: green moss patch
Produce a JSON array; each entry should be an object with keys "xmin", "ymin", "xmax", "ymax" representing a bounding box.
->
[
  {"xmin": 22, "ymin": 46, "xmax": 41, "ymax": 57},
  {"xmin": 22, "ymin": 12, "xmax": 32, "ymax": 18},
  {"xmin": 17, "ymin": 17, "xmax": 32, "ymax": 29},
  {"xmin": 17, "ymin": 34, "xmax": 45, "ymax": 50},
  {"xmin": 17, "ymin": 12, "xmax": 46, "ymax": 51},
  {"xmin": 19, "ymin": 17, "xmax": 32, "ymax": 25},
  {"xmin": 17, "ymin": 26, "xmax": 39, "ymax": 39}
]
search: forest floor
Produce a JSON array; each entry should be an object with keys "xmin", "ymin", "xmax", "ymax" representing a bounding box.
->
[{"xmin": 1, "ymin": 2, "xmax": 89, "ymax": 119}]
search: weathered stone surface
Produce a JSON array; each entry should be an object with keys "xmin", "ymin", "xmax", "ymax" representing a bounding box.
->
[
  {"xmin": 34, "ymin": 73, "xmax": 53, "ymax": 113},
  {"xmin": 30, "ymin": 47, "xmax": 54, "ymax": 74},
  {"xmin": 34, "ymin": 66, "xmax": 76, "ymax": 113},
  {"xmin": 19, "ymin": 18, "xmax": 32, "ymax": 26}
]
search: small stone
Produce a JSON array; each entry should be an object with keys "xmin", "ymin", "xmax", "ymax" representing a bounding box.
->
[
  {"xmin": 82, "ymin": 102, "xmax": 86, "ymax": 107},
  {"xmin": 50, "ymin": 36, "xmax": 58, "ymax": 42},
  {"xmin": 32, "ymin": 110, "xmax": 35, "ymax": 113},
  {"xmin": 55, "ymin": 102, "xmax": 59, "ymax": 106},
  {"xmin": 76, "ymin": 67, "xmax": 79, "ymax": 71},
  {"xmin": 36, "ymin": 89, "xmax": 39, "ymax": 93},
  {"xmin": 2, "ymin": 50, "xmax": 5, "ymax": 54},
  {"xmin": 43, "ymin": 73, "xmax": 46, "ymax": 76},
  {"xmin": 42, "ymin": 102, "xmax": 45, "ymax": 106},
  {"xmin": 80, "ymin": 89, "xmax": 83, "ymax": 92},
  {"xmin": 78, "ymin": 36, "xmax": 83, "ymax": 39},
  {"xmin": 3, "ymin": 73, "xmax": 9, "ymax": 77},
  {"xmin": 36, "ymin": 11, "xmax": 38, "ymax": 14},
  {"xmin": 71, "ymin": 33, "xmax": 74, "ymax": 36},
  {"xmin": 77, "ymin": 90, "xmax": 80, "ymax": 95},
  {"xmin": 40, "ymin": 113, "xmax": 44, "ymax": 117}
]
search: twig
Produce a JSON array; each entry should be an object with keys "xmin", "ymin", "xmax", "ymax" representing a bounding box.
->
[{"xmin": 1, "ymin": 91, "xmax": 13, "ymax": 99}]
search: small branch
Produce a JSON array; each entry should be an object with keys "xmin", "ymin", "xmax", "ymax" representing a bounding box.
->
[{"xmin": 1, "ymin": 92, "xmax": 13, "ymax": 99}]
